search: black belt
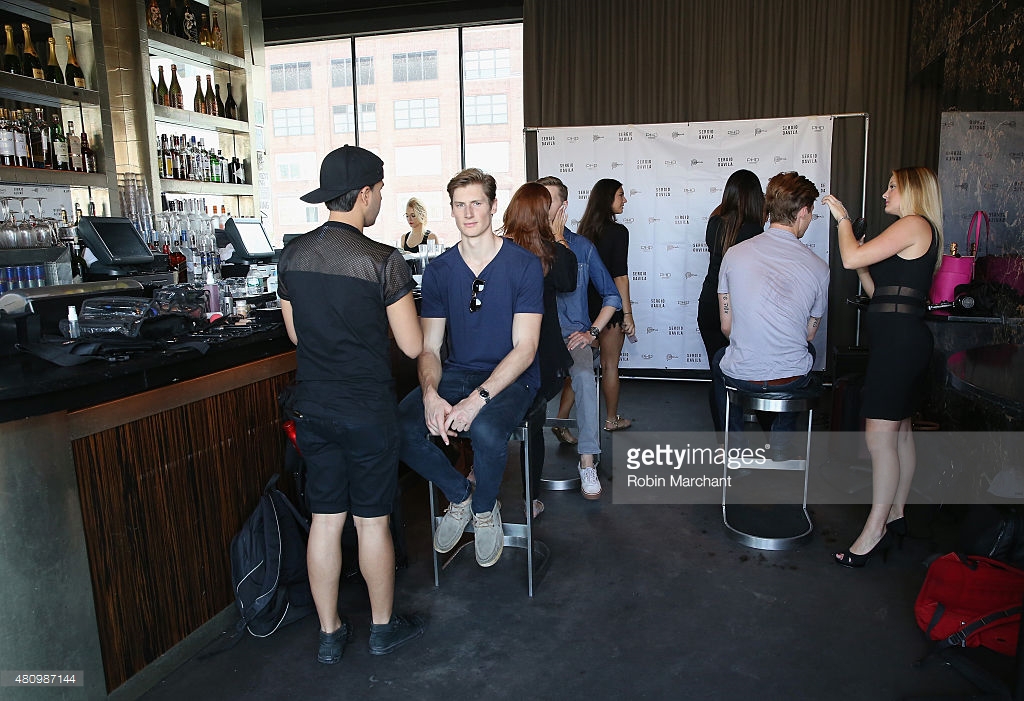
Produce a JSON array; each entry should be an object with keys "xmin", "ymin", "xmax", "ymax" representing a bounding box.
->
[
  {"xmin": 874, "ymin": 285, "xmax": 926, "ymax": 300},
  {"xmin": 868, "ymin": 302, "xmax": 924, "ymax": 315}
]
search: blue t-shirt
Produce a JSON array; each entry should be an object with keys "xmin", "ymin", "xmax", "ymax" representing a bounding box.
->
[{"xmin": 420, "ymin": 239, "xmax": 544, "ymax": 389}]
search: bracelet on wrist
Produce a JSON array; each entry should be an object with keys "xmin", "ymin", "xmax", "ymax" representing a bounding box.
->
[
  {"xmin": 837, "ymin": 215, "xmax": 851, "ymax": 225},
  {"xmin": 623, "ymin": 312, "xmax": 632, "ymax": 316}
]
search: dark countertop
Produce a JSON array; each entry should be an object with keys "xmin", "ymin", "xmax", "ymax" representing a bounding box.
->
[
  {"xmin": 0, "ymin": 322, "xmax": 295, "ymax": 424},
  {"xmin": 947, "ymin": 343, "xmax": 1024, "ymax": 419}
]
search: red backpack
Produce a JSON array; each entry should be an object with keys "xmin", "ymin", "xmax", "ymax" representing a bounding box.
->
[{"xmin": 915, "ymin": 552, "xmax": 1024, "ymax": 656}]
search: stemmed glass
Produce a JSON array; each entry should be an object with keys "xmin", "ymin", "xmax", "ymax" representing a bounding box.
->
[
  {"xmin": 33, "ymin": 197, "xmax": 58, "ymax": 246},
  {"xmin": 0, "ymin": 198, "xmax": 16, "ymax": 249}
]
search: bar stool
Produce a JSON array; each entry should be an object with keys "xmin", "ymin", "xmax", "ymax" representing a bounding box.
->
[
  {"xmin": 427, "ymin": 404, "xmax": 551, "ymax": 597},
  {"xmin": 721, "ymin": 380, "xmax": 821, "ymax": 551},
  {"xmin": 542, "ymin": 359, "xmax": 601, "ymax": 491}
]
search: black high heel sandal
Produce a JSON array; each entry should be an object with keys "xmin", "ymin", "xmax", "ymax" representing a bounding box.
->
[
  {"xmin": 886, "ymin": 516, "xmax": 907, "ymax": 550},
  {"xmin": 833, "ymin": 530, "xmax": 893, "ymax": 568}
]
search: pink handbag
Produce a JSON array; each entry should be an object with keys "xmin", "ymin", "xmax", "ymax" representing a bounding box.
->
[{"xmin": 929, "ymin": 211, "xmax": 986, "ymax": 308}]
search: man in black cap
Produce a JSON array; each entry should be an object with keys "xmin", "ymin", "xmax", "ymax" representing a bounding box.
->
[{"xmin": 277, "ymin": 145, "xmax": 425, "ymax": 664}]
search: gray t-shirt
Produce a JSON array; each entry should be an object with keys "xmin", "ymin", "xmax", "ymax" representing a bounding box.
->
[{"xmin": 718, "ymin": 227, "xmax": 829, "ymax": 380}]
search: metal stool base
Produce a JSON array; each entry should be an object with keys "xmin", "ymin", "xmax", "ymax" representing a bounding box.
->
[{"xmin": 722, "ymin": 505, "xmax": 813, "ymax": 551}]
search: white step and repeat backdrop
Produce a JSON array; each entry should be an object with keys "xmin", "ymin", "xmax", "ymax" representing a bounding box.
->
[{"xmin": 535, "ymin": 116, "xmax": 835, "ymax": 372}]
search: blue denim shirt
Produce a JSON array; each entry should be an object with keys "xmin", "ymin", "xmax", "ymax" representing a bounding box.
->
[{"xmin": 557, "ymin": 228, "xmax": 621, "ymax": 337}]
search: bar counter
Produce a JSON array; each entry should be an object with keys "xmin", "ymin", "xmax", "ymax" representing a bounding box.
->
[{"xmin": 0, "ymin": 324, "xmax": 298, "ymax": 699}]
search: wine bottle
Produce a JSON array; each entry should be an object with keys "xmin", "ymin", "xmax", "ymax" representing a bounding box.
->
[
  {"xmin": 214, "ymin": 83, "xmax": 225, "ymax": 116},
  {"xmin": 21, "ymin": 24, "xmax": 44, "ymax": 80},
  {"xmin": 151, "ymin": 73, "xmax": 157, "ymax": 104},
  {"xmin": 49, "ymin": 114, "xmax": 68, "ymax": 170},
  {"xmin": 3, "ymin": 25, "xmax": 21, "ymax": 75},
  {"xmin": 194, "ymin": 75, "xmax": 205, "ymax": 113},
  {"xmin": 12, "ymin": 110, "xmax": 30, "ymax": 167},
  {"xmin": 168, "ymin": 64, "xmax": 183, "ymax": 109},
  {"xmin": 146, "ymin": 0, "xmax": 163, "ymax": 32},
  {"xmin": 164, "ymin": 0, "xmax": 180, "ymax": 37},
  {"xmin": 205, "ymin": 75, "xmax": 218, "ymax": 116},
  {"xmin": 0, "ymin": 110, "xmax": 15, "ymax": 167},
  {"xmin": 80, "ymin": 129, "xmax": 97, "ymax": 173},
  {"xmin": 64, "ymin": 35, "xmax": 86, "ymax": 88},
  {"xmin": 30, "ymin": 108, "xmax": 49, "ymax": 169},
  {"xmin": 67, "ymin": 120, "xmax": 82, "ymax": 172},
  {"xmin": 156, "ymin": 65, "xmax": 169, "ymax": 106},
  {"xmin": 181, "ymin": 0, "xmax": 198, "ymax": 43},
  {"xmin": 45, "ymin": 37, "xmax": 65, "ymax": 84},
  {"xmin": 223, "ymin": 82, "xmax": 237, "ymax": 119},
  {"xmin": 211, "ymin": 12, "xmax": 224, "ymax": 52},
  {"xmin": 198, "ymin": 13, "xmax": 211, "ymax": 47}
]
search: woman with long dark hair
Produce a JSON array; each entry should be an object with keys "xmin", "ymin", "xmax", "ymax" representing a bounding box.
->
[
  {"xmin": 697, "ymin": 170, "xmax": 765, "ymax": 433},
  {"xmin": 579, "ymin": 178, "xmax": 634, "ymax": 431},
  {"xmin": 823, "ymin": 167, "xmax": 942, "ymax": 567},
  {"xmin": 502, "ymin": 182, "xmax": 577, "ymax": 518}
]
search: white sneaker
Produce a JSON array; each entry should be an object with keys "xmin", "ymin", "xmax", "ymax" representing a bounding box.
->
[{"xmin": 578, "ymin": 464, "xmax": 602, "ymax": 500}]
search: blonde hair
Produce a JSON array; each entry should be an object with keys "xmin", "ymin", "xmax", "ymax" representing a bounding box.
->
[
  {"xmin": 892, "ymin": 167, "xmax": 944, "ymax": 269},
  {"xmin": 406, "ymin": 197, "xmax": 428, "ymax": 227}
]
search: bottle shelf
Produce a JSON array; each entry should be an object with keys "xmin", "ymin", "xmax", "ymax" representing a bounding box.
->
[
  {"xmin": 0, "ymin": 0, "xmax": 91, "ymax": 24},
  {"xmin": 0, "ymin": 71, "xmax": 100, "ymax": 108},
  {"xmin": 146, "ymin": 30, "xmax": 246, "ymax": 71},
  {"xmin": 152, "ymin": 104, "xmax": 247, "ymax": 134},
  {"xmin": 159, "ymin": 178, "xmax": 249, "ymax": 196},
  {"xmin": 0, "ymin": 164, "xmax": 107, "ymax": 187}
]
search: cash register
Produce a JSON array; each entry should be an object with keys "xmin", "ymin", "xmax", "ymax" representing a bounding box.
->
[
  {"xmin": 77, "ymin": 216, "xmax": 173, "ymax": 286},
  {"xmin": 222, "ymin": 217, "xmax": 277, "ymax": 264}
]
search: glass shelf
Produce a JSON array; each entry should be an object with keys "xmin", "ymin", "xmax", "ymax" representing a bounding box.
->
[
  {"xmin": 152, "ymin": 105, "xmax": 248, "ymax": 134},
  {"xmin": 0, "ymin": 72, "xmax": 101, "ymax": 108},
  {"xmin": 0, "ymin": 165, "xmax": 108, "ymax": 187},
  {"xmin": 147, "ymin": 30, "xmax": 246, "ymax": 71}
]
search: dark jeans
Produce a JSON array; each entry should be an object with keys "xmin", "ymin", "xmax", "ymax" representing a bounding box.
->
[
  {"xmin": 398, "ymin": 368, "xmax": 535, "ymax": 514},
  {"xmin": 711, "ymin": 345, "xmax": 815, "ymax": 455}
]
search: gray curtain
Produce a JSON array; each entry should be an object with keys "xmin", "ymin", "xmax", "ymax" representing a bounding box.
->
[{"xmin": 524, "ymin": 0, "xmax": 945, "ymax": 353}]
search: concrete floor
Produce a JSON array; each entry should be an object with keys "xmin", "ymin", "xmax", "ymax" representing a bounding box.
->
[{"xmin": 138, "ymin": 380, "xmax": 1015, "ymax": 701}]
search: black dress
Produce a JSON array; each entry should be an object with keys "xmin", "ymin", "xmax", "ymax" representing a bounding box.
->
[
  {"xmin": 697, "ymin": 215, "xmax": 764, "ymax": 365},
  {"xmin": 861, "ymin": 224, "xmax": 939, "ymax": 420},
  {"xmin": 587, "ymin": 221, "xmax": 629, "ymax": 327}
]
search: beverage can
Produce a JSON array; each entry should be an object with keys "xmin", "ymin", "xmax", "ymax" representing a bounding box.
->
[{"xmin": 33, "ymin": 264, "xmax": 46, "ymax": 287}]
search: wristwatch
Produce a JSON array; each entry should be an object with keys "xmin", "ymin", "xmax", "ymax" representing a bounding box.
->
[
  {"xmin": 476, "ymin": 387, "xmax": 490, "ymax": 404},
  {"xmin": 589, "ymin": 326, "xmax": 601, "ymax": 338}
]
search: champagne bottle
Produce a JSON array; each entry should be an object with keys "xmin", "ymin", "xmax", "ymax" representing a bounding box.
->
[
  {"xmin": 146, "ymin": 0, "xmax": 163, "ymax": 32},
  {"xmin": 168, "ymin": 64, "xmax": 183, "ymax": 109},
  {"xmin": 31, "ymin": 108, "xmax": 49, "ymax": 169},
  {"xmin": 198, "ymin": 13, "xmax": 211, "ymax": 47},
  {"xmin": 156, "ymin": 65, "xmax": 169, "ymax": 106},
  {"xmin": 80, "ymin": 129, "xmax": 97, "ymax": 173},
  {"xmin": 205, "ymin": 75, "xmax": 218, "ymax": 116},
  {"xmin": 194, "ymin": 75, "xmax": 205, "ymax": 113},
  {"xmin": 181, "ymin": 0, "xmax": 198, "ymax": 43},
  {"xmin": 211, "ymin": 12, "xmax": 224, "ymax": 52},
  {"xmin": 223, "ymin": 82, "xmax": 237, "ymax": 119},
  {"xmin": 214, "ymin": 83, "xmax": 225, "ymax": 116},
  {"xmin": 49, "ymin": 114, "xmax": 68, "ymax": 170},
  {"xmin": 45, "ymin": 37, "xmax": 65, "ymax": 84},
  {"xmin": 64, "ymin": 35, "xmax": 86, "ymax": 88},
  {"xmin": 67, "ymin": 120, "xmax": 82, "ymax": 171},
  {"xmin": 21, "ymin": 24, "xmax": 43, "ymax": 79},
  {"xmin": 3, "ymin": 25, "xmax": 21, "ymax": 75}
]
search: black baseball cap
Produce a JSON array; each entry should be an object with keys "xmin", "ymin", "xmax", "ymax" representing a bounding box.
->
[{"xmin": 300, "ymin": 145, "xmax": 384, "ymax": 203}]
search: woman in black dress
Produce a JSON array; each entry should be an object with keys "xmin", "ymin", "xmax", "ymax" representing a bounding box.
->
[
  {"xmin": 580, "ymin": 178, "xmax": 635, "ymax": 431},
  {"xmin": 697, "ymin": 170, "xmax": 765, "ymax": 433},
  {"xmin": 823, "ymin": 167, "xmax": 942, "ymax": 567}
]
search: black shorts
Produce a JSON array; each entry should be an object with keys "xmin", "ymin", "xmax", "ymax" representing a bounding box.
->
[{"xmin": 293, "ymin": 412, "xmax": 398, "ymax": 517}]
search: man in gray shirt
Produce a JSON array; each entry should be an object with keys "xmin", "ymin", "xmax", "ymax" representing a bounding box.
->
[{"xmin": 712, "ymin": 171, "xmax": 829, "ymax": 455}]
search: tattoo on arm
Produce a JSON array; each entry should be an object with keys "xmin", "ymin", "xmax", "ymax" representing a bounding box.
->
[
  {"xmin": 808, "ymin": 317, "xmax": 819, "ymax": 328},
  {"xmin": 721, "ymin": 294, "xmax": 730, "ymax": 314}
]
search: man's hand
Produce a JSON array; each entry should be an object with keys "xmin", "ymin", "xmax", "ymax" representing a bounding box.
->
[
  {"xmin": 566, "ymin": 329, "xmax": 597, "ymax": 350},
  {"xmin": 443, "ymin": 393, "xmax": 486, "ymax": 437},
  {"xmin": 551, "ymin": 202, "xmax": 568, "ymax": 244},
  {"xmin": 423, "ymin": 390, "xmax": 454, "ymax": 444}
]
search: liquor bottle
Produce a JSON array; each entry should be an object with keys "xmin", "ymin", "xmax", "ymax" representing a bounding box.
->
[
  {"xmin": 3, "ymin": 25, "xmax": 21, "ymax": 75},
  {"xmin": 146, "ymin": 0, "xmax": 163, "ymax": 32},
  {"xmin": 181, "ymin": 0, "xmax": 198, "ymax": 43},
  {"xmin": 193, "ymin": 75, "xmax": 205, "ymax": 113},
  {"xmin": 45, "ymin": 37, "xmax": 65, "ymax": 84},
  {"xmin": 231, "ymin": 155, "xmax": 244, "ymax": 184},
  {"xmin": 49, "ymin": 114, "xmax": 68, "ymax": 170},
  {"xmin": 21, "ymin": 25, "xmax": 43, "ymax": 79},
  {"xmin": 164, "ymin": 0, "xmax": 179, "ymax": 36},
  {"xmin": 156, "ymin": 65, "xmax": 169, "ymax": 106},
  {"xmin": 205, "ymin": 75, "xmax": 218, "ymax": 116},
  {"xmin": 12, "ymin": 110, "xmax": 30, "ymax": 167},
  {"xmin": 198, "ymin": 13, "xmax": 211, "ymax": 47},
  {"xmin": 81, "ymin": 129, "xmax": 97, "ymax": 173},
  {"xmin": 64, "ymin": 35, "xmax": 86, "ymax": 88},
  {"xmin": 217, "ymin": 149, "xmax": 228, "ymax": 184},
  {"xmin": 67, "ymin": 120, "xmax": 83, "ymax": 172},
  {"xmin": 168, "ymin": 64, "xmax": 183, "ymax": 109},
  {"xmin": 30, "ymin": 108, "xmax": 49, "ymax": 168},
  {"xmin": 208, "ymin": 148, "xmax": 219, "ymax": 182},
  {"xmin": 214, "ymin": 83, "xmax": 225, "ymax": 116},
  {"xmin": 162, "ymin": 134, "xmax": 174, "ymax": 178},
  {"xmin": 223, "ymin": 82, "xmax": 237, "ymax": 119},
  {"xmin": 211, "ymin": 12, "xmax": 223, "ymax": 52}
]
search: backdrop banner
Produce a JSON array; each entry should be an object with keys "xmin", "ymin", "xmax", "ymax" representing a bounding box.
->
[{"xmin": 535, "ymin": 116, "xmax": 834, "ymax": 371}]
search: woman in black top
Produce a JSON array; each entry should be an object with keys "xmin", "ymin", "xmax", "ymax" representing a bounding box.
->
[
  {"xmin": 824, "ymin": 167, "xmax": 942, "ymax": 567},
  {"xmin": 401, "ymin": 197, "xmax": 437, "ymax": 252},
  {"xmin": 503, "ymin": 182, "xmax": 577, "ymax": 518},
  {"xmin": 581, "ymin": 178, "xmax": 635, "ymax": 431},
  {"xmin": 697, "ymin": 170, "xmax": 765, "ymax": 434}
]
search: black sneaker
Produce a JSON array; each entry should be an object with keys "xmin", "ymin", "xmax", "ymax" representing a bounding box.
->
[
  {"xmin": 317, "ymin": 619, "xmax": 351, "ymax": 665},
  {"xmin": 368, "ymin": 614, "xmax": 426, "ymax": 655}
]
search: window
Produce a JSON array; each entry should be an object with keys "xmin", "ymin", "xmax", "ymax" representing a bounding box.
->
[
  {"xmin": 269, "ymin": 62, "xmax": 312, "ymax": 92},
  {"xmin": 276, "ymin": 152, "xmax": 316, "ymax": 181},
  {"xmin": 333, "ymin": 104, "xmax": 377, "ymax": 133},
  {"xmin": 272, "ymin": 107, "xmax": 315, "ymax": 136},
  {"xmin": 465, "ymin": 94, "xmax": 508, "ymax": 125},
  {"xmin": 330, "ymin": 57, "xmax": 374, "ymax": 87},
  {"xmin": 305, "ymin": 206, "xmax": 320, "ymax": 223},
  {"xmin": 392, "ymin": 51, "xmax": 438, "ymax": 82},
  {"xmin": 464, "ymin": 49, "xmax": 511, "ymax": 80},
  {"xmin": 394, "ymin": 98, "xmax": 440, "ymax": 129}
]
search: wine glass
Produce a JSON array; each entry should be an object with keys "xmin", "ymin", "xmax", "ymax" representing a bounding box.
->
[{"xmin": 0, "ymin": 199, "xmax": 14, "ymax": 249}]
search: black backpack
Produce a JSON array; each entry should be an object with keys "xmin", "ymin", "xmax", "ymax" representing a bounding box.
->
[{"xmin": 230, "ymin": 474, "xmax": 315, "ymax": 637}]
